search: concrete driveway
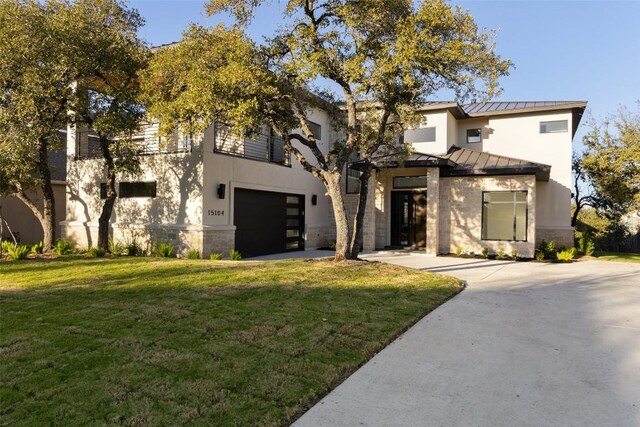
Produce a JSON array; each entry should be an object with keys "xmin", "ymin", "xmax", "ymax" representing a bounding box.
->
[{"xmin": 294, "ymin": 255, "xmax": 640, "ymax": 427}]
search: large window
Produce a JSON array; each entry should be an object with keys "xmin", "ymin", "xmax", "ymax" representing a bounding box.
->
[
  {"xmin": 482, "ymin": 191, "xmax": 527, "ymax": 241},
  {"xmin": 540, "ymin": 120, "xmax": 568, "ymax": 133},
  {"xmin": 393, "ymin": 176, "xmax": 428, "ymax": 189},
  {"xmin": 404, "ymin": 126, "xmax": 436, "ymax": 143},
  {"xmin": 119, "ymin": 182, "xmax": 157, "ymax": 198},
  {"xmin": 346, "ymin": 166, "xmax": 361, "ymax": 194}
]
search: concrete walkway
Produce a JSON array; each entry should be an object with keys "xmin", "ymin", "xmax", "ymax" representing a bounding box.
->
[{"xmin": 294, "ymin": 254, "xmax": 640, "ymax": 427}]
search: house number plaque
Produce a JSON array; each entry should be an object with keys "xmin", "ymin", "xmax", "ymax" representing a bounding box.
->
[{"xmin": 208, "ymin": 209, "xmax": 224, "ymax": 216}]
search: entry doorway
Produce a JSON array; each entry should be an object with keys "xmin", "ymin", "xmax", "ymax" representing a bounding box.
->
[{"xmin": 390, "ymin": 191, "xmax": 427, "ymax": 247}]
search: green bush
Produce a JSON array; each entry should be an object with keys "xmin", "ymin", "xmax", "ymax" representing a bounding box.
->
[
  {"xmin": 229, "ymin": 249, "xmax": 242, "ymax": 261},
  {"xmin": 468, "ymin": 251, "xmax": 475, "ymax": 257},
  {"xmin": 108, "ymin": 239, "xmax": 125, "ymax": 255},
  {"xmin": 126, "ymin": 241, "xmax": 144, "ymax": 257},
  {"xmin": 7, "ymin": 244, "xmax": 30, "ymax": 260},
  {"xmin": 88, "ymin": 247, "xmax": 106, "ymax": 257},
  {"xmin": 2, "ymin": 240, "xmax": 16, "ymax": 254},
  {"xmin": 54, "ymin": 239, "xmax": 75, "ymax": 255},
  {"xmin": 511, "ymin": 250, "xmax": 518, "ymax": 260},
  {"xmin": 535, "ymin": 251, "xmax": 545, "ymax": 261},
  {"xmin": 497, "ymin": 249, "xmax": 507, "ymax": 260},
  {"xmin": 455, "ymin": 247, "xmax": 463, "ymax": 256},
  {"xmin": 155, "ymin": 242, "xmax": 175, "ymax": 258},
  {"xmin": 557, "ymin": 247, "xmax": 576, "ymax": 261},
  {"xmin": 538, "ymin": 240, "xmax": 558, "ymax": 260},
  {"xmin": 186, "ymin": 249, "xmax": 200, "ymax": 259},
  {"xmin": 209, "ymin": 252, "xmax": 223, "ymax": 260},
  {"xmin": 481, "ymin": 248, "xmax": 489, "ymax": 258},
  {"xmin": 31, "ymin": 241, "xmax": 44, "ymax": 254},
  {"xmin": 578, "ymin": 233, "xmax": 596, "ymax": 256}
]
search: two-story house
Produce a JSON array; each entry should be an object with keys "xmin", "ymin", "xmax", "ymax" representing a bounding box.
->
[{"xmin": 61, "ymin": 100, "xmax": 585, "ymax": 258}]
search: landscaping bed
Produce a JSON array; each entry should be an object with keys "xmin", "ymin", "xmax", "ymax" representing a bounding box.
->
[{"xmin": 0, "ymin": 257, "xmax": 462, "ymax": 426}]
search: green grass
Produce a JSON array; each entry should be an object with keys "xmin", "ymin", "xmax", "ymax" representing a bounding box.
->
[
  {"xmin": 594, "ymin": 251, "xmax": 640, "ymax": 263},
  {"xmin": 0, "ymin": 257, "xmax": 462, "ymax": 426}
]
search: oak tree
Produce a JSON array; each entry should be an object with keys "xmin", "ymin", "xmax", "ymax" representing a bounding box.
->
[{"xmin": 143, "ymin": 0, "xmax": 511, "ymax": 260}]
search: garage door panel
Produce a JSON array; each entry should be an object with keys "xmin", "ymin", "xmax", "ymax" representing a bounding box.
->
[{"xmin": 234, "ymin": 188, "xmax": 304, "ymax": 258}]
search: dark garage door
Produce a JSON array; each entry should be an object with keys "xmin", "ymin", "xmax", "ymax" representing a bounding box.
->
[{"xmin": 234, "ymin": 188, "xmax": 305, "ymax": 258}]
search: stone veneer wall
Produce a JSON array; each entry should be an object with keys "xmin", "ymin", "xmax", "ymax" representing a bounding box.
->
[
  {"xmin": 438, "ymin": 175, "xmax": 537, "ymax": 258},
  {"xmin": 61, "ymin": 222, "xmax": 237, "ymax": 258},
  {"xmin": 535, "ymin": 228, "xmax": 574, "ymax": 249}
]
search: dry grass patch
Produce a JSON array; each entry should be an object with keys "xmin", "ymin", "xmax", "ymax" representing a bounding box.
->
[{"xmin": 0, "ymin": 257, "xmax": 462, "ymax": 426}]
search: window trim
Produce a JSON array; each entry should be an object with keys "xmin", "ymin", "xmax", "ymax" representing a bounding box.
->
[
  {"xmin": 539, "ymin": 120, "xmax": 568, "ymax": 134},
  {"xmin": 481, "ymin": 191, "xmax": 528, "ymax": 242},
  {"xmin": 466, "ymin": 128, "xmax": 482, "ymax": 143}
]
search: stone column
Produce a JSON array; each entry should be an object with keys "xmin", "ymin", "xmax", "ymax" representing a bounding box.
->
[{"xmin": 426, "ymin": 168, "xmax": 440, "ymax": 255}]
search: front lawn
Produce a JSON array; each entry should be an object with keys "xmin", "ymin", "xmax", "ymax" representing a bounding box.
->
[
  {"xmin": 594, "ymin": 251, "xmax": 640, "ymax": 263},
  {"xmin": 0, "ymin": 257, "xmax": 461, "ymax": 426}
]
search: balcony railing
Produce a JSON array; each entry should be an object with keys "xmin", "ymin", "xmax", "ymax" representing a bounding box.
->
[
  {"xmin": 213, "ymin": 123, "xmax": 290, "ymax": 166},
  {"xmin": 75, "ymin": 123, "xmax": 191, "ymax": 159}
]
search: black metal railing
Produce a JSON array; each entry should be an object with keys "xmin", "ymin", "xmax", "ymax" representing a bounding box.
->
[
  {"xmin": 213, "ymin": 124, "xmax": 290, "ymax": 166},
  {"xmin": 75, "ymin": 125, "xmax": 191, "ymax": 159}
]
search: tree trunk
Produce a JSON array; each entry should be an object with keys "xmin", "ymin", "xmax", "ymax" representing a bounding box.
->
[
  {"xmin": 348, "ymin": 166, "xmax": 372, "ymax": 259},
  {"xmin": 571, "ymin": 202, "xmax": 581, "ymax": 228},
  {"xmin": 37, "ymin": 137, "xmax": 56, "ymax": 251},
  {"xmin": 324, "ymin": 173, "xmax": 351, "ymax": 261},
  {"xmin": 97, "ymin": 137, "xmax": 116, "ymax": 251}
]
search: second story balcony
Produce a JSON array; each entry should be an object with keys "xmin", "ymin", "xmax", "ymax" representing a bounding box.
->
[
  {"xmin": 74, "ymin": 123, "xmax": 191, "ymax": 159},
  {"xmin": 213, "ymin": 124, "xmax": 290, "ymax": 167}
]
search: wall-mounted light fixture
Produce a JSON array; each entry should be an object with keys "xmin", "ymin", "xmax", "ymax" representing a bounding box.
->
[
  {"xmin": 217, "ymin": 183, "xmax": 226, "ymax": 199},
  {"xmin": 311, "ymin": 194, "xmax": 317, "ymax": 205}
]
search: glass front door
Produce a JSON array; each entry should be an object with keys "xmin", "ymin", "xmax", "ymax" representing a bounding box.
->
[{"xmin": 391, "ymin": 191, "xmax": 427, "ymax": 247}]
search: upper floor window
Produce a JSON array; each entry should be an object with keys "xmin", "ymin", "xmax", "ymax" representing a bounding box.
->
[
  {"xmin": 466, "ymin": 128, "xmax": 482, "ymax": 143},
  {"xmin": 404, "ymin": 126, "xmax": 436, "ymax": 143},
  {"xmin": 540, "ymin": 120, "xmax": 568, "ymax": 134},
  {"xmin": 307, "ymin": 121, "xmax": 322, "ymax": 140}
]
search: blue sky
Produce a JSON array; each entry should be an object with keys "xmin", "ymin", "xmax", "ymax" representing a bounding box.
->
[{"xmin": 129, "ymin": 0, "xmax": 640, "ymax": 145}]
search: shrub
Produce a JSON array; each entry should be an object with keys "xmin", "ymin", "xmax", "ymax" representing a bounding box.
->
[
  {"xmin": 2, "ymin": 240, "xmax": 16, "ymax": 254},
  {"xmin": 187, "ymin": 249, "xmax": 200, "ymax": 259},
  {"xmin": 497, "ymin": 249, "xmax": 506, "ymax": 260},
  {"xmin": 154, "ymin": 242, "xmax": 175, "ymax": 258},
  {"xmin": 481, "ymin": 248, "xmax": 489, "ymax": 258},
  {"xmin": 578, "ymin": 233, "xmax": 596, "ymax": 256},
  {"xmin": 468, "ymin": 251, "xmax": 475, "ymax": 257},
  {"xmin": 229, "ymin": 249, "xmax": 242, "ymax": 261},
  {"xmin": 511, "ymin": 250, "xmax": 518, "ymax": 260},
  {"xmin": 7, "ymin": 244, "xmax": 30, "ymax": 260},
  {"xmin": 535, "ymin": 250, "xmax": 545, "ymax": 261},
  {"xmin": 31, "ymin": 241, "xmax": 44, "ymax": 254},
  {"xmin": 126, "ymin": 241, "xmax": 144, "ymax": 257},
  {"xmin": 557, "ymin": 247, "xmax": 576, "ymax": 262},
  {"xmin": 455, "ymin": 247, "xmax": 463, "ymax": 256},
  {"xmin": 88, "ymin": 247, "xmax": 106, "ymax": 257},
  {"xmin": 54, "ymin": 239, "xmax": 75, "ymax": 255},
  {"xmin": 209, "ymin": 252, "xmax": 223, "ymax": 260},
  {"xmin": 108, "ymin": 238, "xmax": 125, "ymax": 255},
  {"xmin": 538, "ymin": 240, "xmax": 558, "ymax": 259}
]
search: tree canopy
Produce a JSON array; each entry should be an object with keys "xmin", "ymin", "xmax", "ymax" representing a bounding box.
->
[
  {"xmin": 578, "ymin": 104, "xmax": 640, "ymax": 218},
  {"xmin": 142, "ymin": 0, "xmax": 512, "ymax": 260}
]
